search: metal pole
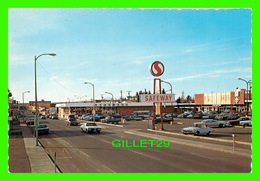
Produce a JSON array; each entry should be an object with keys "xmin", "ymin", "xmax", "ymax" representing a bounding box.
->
[
  {"xmin": 34, "ymin": 56, "xmax": 39, "ymax": 146},
  {"xmin": 22, "ymin": 91, "xmax": 30, "ymax": 122},
  {"xmin": 85, "ymin": 82, "xmax": 95, "ymax": 122},
  {"xmin": 238, "ymin": 78, "xmax": 251, "ymax": 116},
  {"xmin": 105, "ymin": 92, "xmax": 114, "ymax": 115},
  {"xmin": 161, "ymin": 80, "xmax": 174, "ymax": 123},
  {"xmin": 246, "ymin": 82, "xmax": 248, "ymax": 116},
  {"xmin": 22, "ymin": 92, "xmax": 25, "ymax": 121},
  {"xmin": 232, "ymin": 134, "xmax": 235, "ymax": 151},
  {"xmin": 93, "ymin": 84, "xmax": 95, "ymax": 122},
  {"xmin": 35, "ymin": 53, "xmax": 56, "ymax": 146},
  {"xmin": 54, "ymin": 152, "xmax": 57, "ymax": 173}
]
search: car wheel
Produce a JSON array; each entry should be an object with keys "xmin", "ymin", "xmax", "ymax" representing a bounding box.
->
[
  {"xmin": 194, "ymin": 131, "xmax": 200, "ymax": 136},
  {"xmin": 97, "ymin": 131, "xmax": 100, "ymax": 134},
  {"xmin": 219, "ymin": 124, "xmax": 224, "ymax": 128}
]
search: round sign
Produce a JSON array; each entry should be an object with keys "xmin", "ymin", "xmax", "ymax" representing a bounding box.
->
[{"xmin": 150, "ymin": 61, "xmax": 164, "ymax": 77}]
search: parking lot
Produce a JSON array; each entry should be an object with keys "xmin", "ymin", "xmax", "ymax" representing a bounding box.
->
[{"xmin": 104, "ymin": 117, "xmax": 252, "ymax": 143}]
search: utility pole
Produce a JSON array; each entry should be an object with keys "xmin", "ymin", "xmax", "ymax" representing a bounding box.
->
[{"xmin": 120, "ymin": 90, "xmax": 123, "ymax": 102}]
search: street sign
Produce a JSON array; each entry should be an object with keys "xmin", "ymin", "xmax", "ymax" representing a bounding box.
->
[{"xmin": 150, "ymin": 61, "xmax": 164, "ymax": 77}]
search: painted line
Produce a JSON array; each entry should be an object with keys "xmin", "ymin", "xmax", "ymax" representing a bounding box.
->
[
  {"xmin": 190, "ymin": 152, "xmax": 215, "ymax": 160},
  {"xmin": 129, "ymin": 150, "xmax": 161, "ymax": 161}
]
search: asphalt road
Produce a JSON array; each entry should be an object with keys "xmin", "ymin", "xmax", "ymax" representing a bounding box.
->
[{"xmin": 37, "ymin": 118, "xmax": 251, "ymax": 173}]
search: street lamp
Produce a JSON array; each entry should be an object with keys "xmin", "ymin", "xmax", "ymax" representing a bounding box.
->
[
  {"xmin": 105, "ymin": 92, "xmax": 114, "ymax": 115},
  {"xmin": 85, "ymin": 82, "xmax": 95, "ymax": 122},
  {"xmin": 35, "ymin": 53, "xmax": 56, "ymax": 146},
  {"xmin": 22, "ymin": 91, "xmax": 30, "ymax": 121},
  {"xmin": 238, "ymin": 78, "xmax": 251, "ymax": 116},
  {"xmin": 161, "ymin": 80, "xmax": 174, "ymax": 123}
]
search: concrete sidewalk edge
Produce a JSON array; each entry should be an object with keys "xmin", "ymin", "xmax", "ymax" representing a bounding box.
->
[
  {"xmin": 21, "ymin": 123, "xmax": 60, "ymax": 173},
  {"xmin": 146, "ymin": 129, "xmax": 251, "ymax": 146},
  {"xmin": 124, "ymin": 130, "xmax": 251, "ymax": 158}
]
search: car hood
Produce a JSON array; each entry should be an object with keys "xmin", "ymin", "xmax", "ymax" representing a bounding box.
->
[
  {"xmin": 85, "ymin": 126, "xmax": 101, "ymax": 129},
  {"xmin": 182, "ymin": 127, "xmax": 198, "ymax": 130}
]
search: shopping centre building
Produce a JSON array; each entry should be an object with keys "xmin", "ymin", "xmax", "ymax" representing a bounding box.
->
[
  {"xmin": 10, "ymin": 88, "xmax": 251, "ymax": 118},
  {"xmin": 54, "ymin": 88, "xmax": 251, "ymax": 119}
]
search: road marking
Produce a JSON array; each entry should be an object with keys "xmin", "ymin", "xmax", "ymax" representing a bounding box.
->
[
  {"xmin": 129, "ymin": 150, "xmax": 161, "ymax": 161},
  {"xmin": 99, "ymin": 139, "xmax": 112, "ymax": 144},
  {"xmin": 76, "ymin": 148, "xmax": 116, "ymax": 173},
  {"xmin": 190, "ymin": 152, "xmax": 215, "ymax": 160}
]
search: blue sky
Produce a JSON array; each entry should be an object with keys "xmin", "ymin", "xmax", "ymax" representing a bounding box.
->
[{"xmin": 8, "ymin": 8, "xmax": 252, "ymax": 103}]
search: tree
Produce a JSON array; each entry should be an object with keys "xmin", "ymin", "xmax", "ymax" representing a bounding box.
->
[
  {"xmin": 8, "ymin": 89, "xmax": 12, "ymax": 98},
  {"xmin": 162, "ymin": 88, "xmax": 166, "ymax": 94},
  {"xmin": 186, "ymin": 95, "xmax": 192, "ymax": 103},
  {"xmin": 176, "ymin": 97, "xmax": 181, "ymax": 103}
]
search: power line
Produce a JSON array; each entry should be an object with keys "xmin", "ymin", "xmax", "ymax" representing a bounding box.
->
[{"xmin": 37, "ymin": 61, "xmax": 79, "ymax": 95}]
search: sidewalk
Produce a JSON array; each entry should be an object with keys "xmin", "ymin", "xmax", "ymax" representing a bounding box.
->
[{"xmin": 8, "ymin": 118, "xmax": 57, "ymax": 173}]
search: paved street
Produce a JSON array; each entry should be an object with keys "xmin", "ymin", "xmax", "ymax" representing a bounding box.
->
[{"xmin": 33, "ymin": 118, "xmax": 251, "ymax": 173}]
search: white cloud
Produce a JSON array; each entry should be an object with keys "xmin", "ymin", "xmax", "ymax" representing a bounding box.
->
[
  {"xmin": 166, "ymin": 67, "xmax": 251, "ymax": 82},
  {"xmin": 239, "ymin": 57, "xmax": 251, "ymax": 61},
  {"xmin": 211, "ymin": 62, "xmax": 233, "ymax": 66}
]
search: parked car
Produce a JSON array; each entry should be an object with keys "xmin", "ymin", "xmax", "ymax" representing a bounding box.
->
[
  {"xmin": 228, "ymin": 117, "xmax": 252, "ymax": 126},
  {"xmin": 164, "ymin": 113, "xmax": 177, "ymax": 118},
  {"xmin": 193, "ymin": 112, "xmax": 203, "ymax": 119},
  {"xmin": 26, "ymin": 118, "xmax": 35, "ymax": 125},
  {"xmin": 40, "ymin": 115, "xmax": 46, "ymax": 119},
  {"xmin": 50, "ymin": 115, "xmax": 59, "ymax": 119},
  {"xmin": 66, "ymin": 117, "xmax": 80, "ymax": 126},
  {"xmin": 37, "ymin": 124, "xmax": 50, "ymax": 134},
  {"xmin": 80, "ymin": 122, "xmax": 101, "ymax": 134},
  {"xmin": 101, "ymin": 116, "xmax": 121, "ymax": 124},
  {"xmin": 177, "ymin": 113, "xmax": 189, "ymax": 118},
  {"xmin": 202, "ymin": 113, "xmax": 216, "ymax": 119},
  {"xmin": 112, "ymin": 113, "xmax": 122, "ymax": 118},
  {"xmin": 239, "ymin": 120, "xmax": 252, "ymax": 127},
  {"xmin": 215, "ymin": 113, "xmax": 229, "ymax": 120},
  {"xmin": 182, "ymin": 124, "xmax": 213, "ymax": 136},
  {"xmin": 194, "ymin": 119, "xmax": 230, "ymax": 128},
  {"xmin": 122, "ymin": 115, "xmax": 142, "ymax": 121},
  {"xmin": 154, "ymin": 116, "xmax": 173, "ymax": 124}
]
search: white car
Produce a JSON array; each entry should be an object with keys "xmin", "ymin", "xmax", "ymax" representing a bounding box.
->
[
  {"xmin": 182, "ymin": 124, "xmax": 213, "ymax": 136},
  {"xmin": 239, "ymin": 120, "xmax": 252, "ymax": 127},
  {"xmin": 80, "ymin": 122, "xmax": 101, "ymax": 134},
  {"xmin": 194, "ymin": 119, "xmax": 230, "ymax": 128}
]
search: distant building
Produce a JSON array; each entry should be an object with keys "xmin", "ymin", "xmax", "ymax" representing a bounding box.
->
[{"xmin": 194, "ymin": 88, "xmax": 252, "ymax": 113}]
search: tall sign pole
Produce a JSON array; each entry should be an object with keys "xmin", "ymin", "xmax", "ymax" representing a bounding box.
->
[{"xmin": 150, "ymin": 61, "xmax": 165, "ymax": 130}]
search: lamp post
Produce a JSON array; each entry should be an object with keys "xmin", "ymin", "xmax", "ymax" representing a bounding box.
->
[
  {"xmin": 35, "ymin": 53, "xmax": 56, "ymax": 146},
  {"xmin": 105, "ymin": 92, "xmax": 114, "ymax": 115},
  {"xmin": 22, "ymin": 91, "xmax": 30, "ymax": 121},
  {"xmin": 238, "ymin": 78, "xmax": 251, "ymax": 116},
  {"xmin": 85, "ymin": 82, "xmax": 95, "ymax": 122},
  {"xmin": 161, "ymin": 80, "xmax": 174, "ymax": 123}
]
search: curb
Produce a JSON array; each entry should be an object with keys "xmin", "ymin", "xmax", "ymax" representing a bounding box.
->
[
  {"xmin": 124, "ymin": 130, "xmax": 251, "ymax": 158},
  {"xmin": 146, "ymin": 129, "xmax": 251, "ymax": 146},
  {"xmin": 96, "ymin": 122, "xmax": 124, "ymax": 127},
  {"xmin": 21, "ymin": 123, "xmax": 60, "ymax": 173}
]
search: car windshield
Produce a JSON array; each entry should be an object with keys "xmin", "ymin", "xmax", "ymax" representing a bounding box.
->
[
  {"xmin": 86, "ymin": 123, "xmax": 97, "ymax": 126},
  {"xmin": 38, "ymin": 125, "xmax": 47, "ymax": 128},
  {"xmin": 192, "ymin": 124, "xmax": 206, "ymax": 128}
]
